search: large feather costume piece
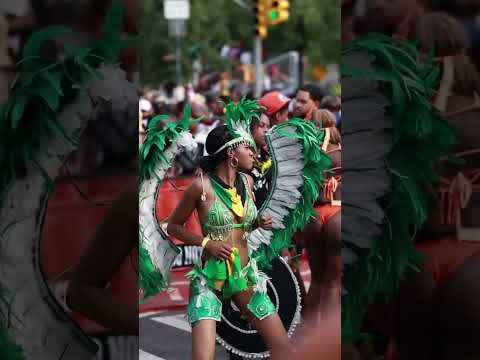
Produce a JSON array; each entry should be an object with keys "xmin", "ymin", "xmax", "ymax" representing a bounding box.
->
[
  {"xmin": 0, "ymin": 2, "xmax": 137, "ymax": 358},
  {"xmin": 341, "ymin": 33, "xmax": 457, "ymax": 340},
  {"xmin": 249, "ymin": 118, "xmax": 332, "ymax": 270},
  {"xmin": 138, "ymin": 107, "xmax": 198, "ymax": 301}
]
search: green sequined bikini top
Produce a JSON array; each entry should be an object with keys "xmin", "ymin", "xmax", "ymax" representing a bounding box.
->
[{"xmin": 203, "ymin": 173, "xmax": 258, "ymax": 240}]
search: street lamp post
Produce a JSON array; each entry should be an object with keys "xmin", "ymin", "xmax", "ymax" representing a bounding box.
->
[
  {"xmin": 175, "ymin": 33, "xmax": 182, "ymax": 85},
  {"xmin": 164, "ymin": 0, "xmax": 190, "ymax": 86},
  {"xmin": 254, "ymin": 36, "xmax": 263, "ymax": 98}
]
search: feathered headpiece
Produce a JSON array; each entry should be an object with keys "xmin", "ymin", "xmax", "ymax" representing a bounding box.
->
[{"xmin": 211, "ymin": 97, "xmax": 261, "ymax": 155}]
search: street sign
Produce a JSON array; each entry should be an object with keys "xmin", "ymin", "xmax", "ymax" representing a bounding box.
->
[{"xmin": 164, "ymin": 0, "xmax": 190, "ymax": 20}]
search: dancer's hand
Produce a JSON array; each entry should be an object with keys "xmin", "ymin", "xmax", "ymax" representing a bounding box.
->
[
  {"xmin": 258, "ymin": 215, "xmax": 273, "ymax": 230},
  {"xmin": 205, "ymin": 241, "xmax": 233, "ymax": 260},
  {"xmin": 281, "ymin": 249, "xmax": 291, "ymax": 263}
]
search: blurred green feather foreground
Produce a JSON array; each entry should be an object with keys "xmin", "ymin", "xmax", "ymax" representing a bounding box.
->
[{"xmin": 0, "ymin": 1, "xmax": 135, "ymax": 359}]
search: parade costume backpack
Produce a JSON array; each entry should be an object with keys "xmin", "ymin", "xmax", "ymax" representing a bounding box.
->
[
  {"xmin": 0, "ymin": 2, "xmax": 137, "ymax": 359},
  {"xmin": 139, "ymin": 98, "xmax": 331, "ymax": 358},
  {"xmin": 341, "ymin": 33, "xmax": 457, "ymax": 341}
]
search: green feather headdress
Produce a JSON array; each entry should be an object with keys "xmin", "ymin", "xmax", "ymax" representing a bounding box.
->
[{"xmin": 212, "ymin": 97, "xmax": 261, "ymax": 155}]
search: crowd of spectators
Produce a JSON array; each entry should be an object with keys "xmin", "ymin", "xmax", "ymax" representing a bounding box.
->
[{"xmin": 139, "ymin": 82, "xmax": 341, "ymax": 178}]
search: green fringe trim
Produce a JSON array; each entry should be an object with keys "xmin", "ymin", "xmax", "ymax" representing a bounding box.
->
[
  {"xmin": 138, "ymin": 240, "xmax": 168, "ymax": 303},
  {"xmin": 139, "ymin": 105, "xmax": 193, "ymax": 183},
  {"xmin": 0, "ymin": 1, "xmax": 134, "ymax": 357},
  {"xmin": 253, "ymin": 118, "xmax": 332, "ymax": 270},
  {"xmin": 341, "ymin": 34, "xmax": 457, "ymax": 341}
]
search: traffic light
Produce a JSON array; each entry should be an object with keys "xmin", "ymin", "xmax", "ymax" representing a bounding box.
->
[
  {"xmin": 267, "ymin": 0, "xmax": 290, "ymax": 26},
  {"xmin": 254, "ymin": 0, "xmax": 268, "ymax": 39}
]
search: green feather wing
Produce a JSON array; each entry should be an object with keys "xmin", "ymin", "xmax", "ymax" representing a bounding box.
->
[
  {"xmin": 249, "ymin": 118, "xmax": 332, "ymax": 269},
  {"xmin": 0, "ymin": 2, "xmax": 135, "ymax": 357},
  {"xmin": 341, "ymin": 33, "xmax": 457, "ymax": 341},
  {"xmin": 138, "ymin": 106, "xmax": 198, "ymax": 301}
]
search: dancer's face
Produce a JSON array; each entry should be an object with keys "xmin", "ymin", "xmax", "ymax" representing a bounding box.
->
[
  {"xmin": 230, "ymin": 143, "xmax": 255, "ymax": 171},
  {"xmin": 252, "ymin": 114, "xmax": 270, "ymax": 148}
]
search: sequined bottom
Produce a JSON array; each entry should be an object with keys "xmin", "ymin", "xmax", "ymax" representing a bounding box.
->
[{"xmin": 187, "ymin": 259, "xmax": 276, "ymax": 326}]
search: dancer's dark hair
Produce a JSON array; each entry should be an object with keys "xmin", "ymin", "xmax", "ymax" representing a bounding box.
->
[{"xmin": 198, "ymin": 125, "xmax": 234, "ymax": 173}]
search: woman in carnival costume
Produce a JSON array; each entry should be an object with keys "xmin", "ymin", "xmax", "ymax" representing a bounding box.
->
[{"xmin": 139, "ymin": 98, "xmax": 331, "ymax": 359}]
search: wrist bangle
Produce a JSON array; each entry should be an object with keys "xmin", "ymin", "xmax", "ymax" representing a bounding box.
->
[{"xmin": 201, "ymin": 236, "xmax": 210, "ymax": 248}]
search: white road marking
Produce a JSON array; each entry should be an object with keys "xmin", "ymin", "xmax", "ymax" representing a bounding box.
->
[
  {"xmin": 167, "ymin": 288, "xmax": 185, "ymax": 301},
  {"xmin": 171, "ymin": 280, "xmax": 189, "ymax": 286},
  {"xmin": 151, "ymin": 314, "xmax": 191, "ymax": 333},
  {"xmin": 304, "ymin": 281, "xmax": 310, "ymax": 292},
  {"xmin": 139, "ymin": 310, "xmax": 164, "ymax": 318},
  {"xmin": 139, "ymin": 349, "xmax": 166, "ymax": 360}
]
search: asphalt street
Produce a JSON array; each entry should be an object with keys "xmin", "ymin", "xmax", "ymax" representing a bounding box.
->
[{"xmin": 139, "ymin": 310, "xmax": 230, "ymax": 360}]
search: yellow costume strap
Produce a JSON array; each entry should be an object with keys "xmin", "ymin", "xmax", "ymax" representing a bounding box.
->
[
  {"xmin": 201, "ymin": 236, "xmax": 210, "ymax": 248},
  {"xmin": 260, "ymin": 158, "xmax": 272, "ymax": 175},
  {"xmin": 226, "ymin": 247, "xmax": 239, "ymax": 276},
  {"xmin": 226, "ymin": 188, "xmax": 244, "ymax": 219}
]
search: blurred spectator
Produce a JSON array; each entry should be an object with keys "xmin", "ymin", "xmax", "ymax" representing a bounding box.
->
[
  {"xmin": 206, "ymin": 94, "xmax": 225, "ymax": 118},
  {"xmin": 293, "ymin": 84, "xmax": 324, "ymax": 120},
  {"xmin": 139, "ymin": 90, "xmax": 155, "ymax": 126},
  {"xmin": 268, "ymin": 64, "xmax": 291, "ymax": 92},
  {"xmin": 312, "ymin": 109, "xmax": 341, "ymax": 144},
  {"xmin": 230, "ymin": 84, "xmax": 243, "ymax": 103},
  {"xmin": 321, "ymin": 95, "xmax": 342, "ymax": 127},
  {"xmin": 321, "ymin": 95, "xmax": 341, "ymax": 112},
  {"xmin": 258, "ymin": 91, "xmax": 291, "ymax": 125},
  {"xmin": 219, "ymin": 71, "xmax": 231, "ymax": 97}
]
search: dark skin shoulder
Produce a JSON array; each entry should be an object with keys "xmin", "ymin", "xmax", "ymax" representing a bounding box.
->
[{"xmin": 167, "ymin": 177, "xmax": 204, "ymax": 246}]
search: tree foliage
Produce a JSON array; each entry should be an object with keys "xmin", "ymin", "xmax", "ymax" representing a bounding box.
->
[{"xmin": 140, "ymin": 0, "xmax": 340, "ymax": 86}]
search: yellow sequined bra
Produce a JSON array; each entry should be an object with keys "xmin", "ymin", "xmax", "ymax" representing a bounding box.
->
[{"xmin": 202, "ymin": 173, "xmax": 258, "ymax": 241}]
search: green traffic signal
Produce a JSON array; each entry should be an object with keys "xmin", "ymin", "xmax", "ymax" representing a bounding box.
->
[
  {"xmin": 269, "ymin": 11, "xmax": 279, "ymax": 21},
  {"xmin": 267, "ymin": 0, "xmax": 289, "ymax": 26}
]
